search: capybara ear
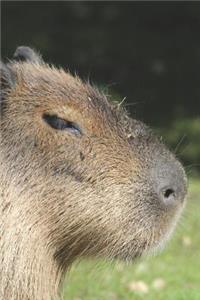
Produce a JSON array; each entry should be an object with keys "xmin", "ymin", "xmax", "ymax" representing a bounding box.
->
[
  {"xmin": 0, "ymin": 61, "xmax": 15, "ymax": 107},
  {"xmin": 13, "ymin": 46, "xmax": 43, "ymax": 64}
]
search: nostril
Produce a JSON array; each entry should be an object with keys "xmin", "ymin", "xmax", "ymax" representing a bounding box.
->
[
  {"xmin": 152, "ymin": 161, "xmax": 187, "ymax": 206},
  {"xmin": 163, "ymin": 188, "xmax": 175, "ymax": 199},
  {"xmin": 158, "ymin": 186, "xmax": 177, "ymax": 205}
]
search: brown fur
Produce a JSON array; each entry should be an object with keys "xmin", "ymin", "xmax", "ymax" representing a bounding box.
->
[{"xmin": 0, "ymin": 48, "xmax": 187, "ymax": 300}]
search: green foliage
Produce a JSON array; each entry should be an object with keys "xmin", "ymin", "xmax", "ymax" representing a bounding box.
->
[{"xmin": 63, "ymin": 179, "xmax": 200, "ymax": 300}]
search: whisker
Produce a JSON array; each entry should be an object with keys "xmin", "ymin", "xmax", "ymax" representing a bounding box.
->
[
  {"xmin": 185, "ymin": 163, "xmax": 200, "ymax": 169},
  {"xmin": 124, "ymin": 100, "xmax": 146, "ymax": 107},
  {"xmin": 176, "ymin": 141, "xmax": 191, "ymax": 158},
  {"xmin": 118, "ymin": 97, "xmax": 127, "ymax": 108},
  {"xmin": 174, "ymin": 134, "xmax": 187, "ymax": 154}
]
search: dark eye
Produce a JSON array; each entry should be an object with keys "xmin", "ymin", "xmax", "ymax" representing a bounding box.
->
[{"xmin": 43, "ymin": 114, "xmax": 82, "ymax": 135}]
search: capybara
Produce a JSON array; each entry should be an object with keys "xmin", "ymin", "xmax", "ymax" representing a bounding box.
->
[{"xmin": 0, "ymin": 46, "xmax": 187, "ymax": 300}]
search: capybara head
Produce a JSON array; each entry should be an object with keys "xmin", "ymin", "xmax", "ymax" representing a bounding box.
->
[{"xmin": 0, "ymin": 47, "xmax": 187, "ymax": 267}]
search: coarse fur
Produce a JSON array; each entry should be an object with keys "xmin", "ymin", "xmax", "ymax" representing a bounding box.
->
[{"xmin": 0, "ymin": 47, "xmax": 187, "ymax": 300}]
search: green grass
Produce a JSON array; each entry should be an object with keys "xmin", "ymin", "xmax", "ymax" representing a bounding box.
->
[{"xmin": 63, "ymin": 178, "xmax": 200, "ymax": 300}]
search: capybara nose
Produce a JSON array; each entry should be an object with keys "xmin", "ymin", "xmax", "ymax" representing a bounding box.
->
[{"xmin": 153, "ymin": 160, "xmax": 187, "ymax": 206}]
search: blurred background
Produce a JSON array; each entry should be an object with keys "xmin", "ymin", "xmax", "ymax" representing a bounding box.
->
[
  {"xmin": 2, "ymin": 2, "xmax": 200, "ymax": 300},
  {"xmin": 2, "ymin": 1, "xmax": 200, "ymax": 175}
]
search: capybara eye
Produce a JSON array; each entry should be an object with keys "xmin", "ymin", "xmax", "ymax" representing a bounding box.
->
[{"xmin": 43, "ymin": 113, "xmax": 82, "ymax": 135}]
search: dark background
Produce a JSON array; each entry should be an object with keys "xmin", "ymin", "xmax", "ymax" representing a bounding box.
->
[{"xmin": 1, "ymin": 1, "xmax": 200, "ymax": 173}]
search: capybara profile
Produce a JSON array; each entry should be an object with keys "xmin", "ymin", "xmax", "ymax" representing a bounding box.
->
[{"xmin": 0, "ymin": 47, "xmax": 187, "ymax": 300}]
